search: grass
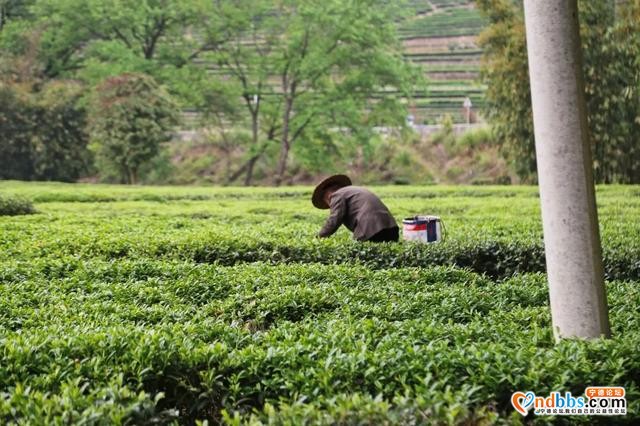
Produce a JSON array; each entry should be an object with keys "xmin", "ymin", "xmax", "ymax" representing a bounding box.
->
[{"xmin": 1, "ymin": 181, "xmax": 638, "ymax": 424}]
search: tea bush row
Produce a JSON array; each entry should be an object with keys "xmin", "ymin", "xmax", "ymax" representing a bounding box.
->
[
  {"xmin": 4, "ymin": 226, "xmax": 638, "ymax": 281},
  {"xmin": 1, "ymin": 260, "xmax": 639, "ymax": 424},
  {"xmin": 2, "ymin": 183, "xmax": 637, "ymax": 282},
  {"xmin": 0, "ymin": 181, "xmax": 547, "ymax": 203}
]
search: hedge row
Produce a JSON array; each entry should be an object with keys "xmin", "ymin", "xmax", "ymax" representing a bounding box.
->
[
  {"xmin": 1, "ymin": 260, "xmax": 639, "ymax": 424},
  {"xmin": 7, "ymin": 230, "xmax": 638, "ymax": 281}
]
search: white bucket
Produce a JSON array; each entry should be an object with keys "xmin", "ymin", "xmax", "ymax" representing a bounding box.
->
[{"xmin": 402, "ymin": 215, "xmax": 443, "ymax": 243}]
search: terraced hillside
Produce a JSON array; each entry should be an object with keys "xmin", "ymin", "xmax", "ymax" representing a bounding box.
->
[
  {"xmin": 400, "ymin": 0, "xmax": 486, "ymax": 124},
  {"xmin": 182, "ymin": 0, "xmax": 486, "ymax": 130}
]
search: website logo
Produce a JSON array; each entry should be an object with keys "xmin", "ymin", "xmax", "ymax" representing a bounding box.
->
[{"xmin": 511, "ymin": 387, "xmax": 626, "ymax": 416}]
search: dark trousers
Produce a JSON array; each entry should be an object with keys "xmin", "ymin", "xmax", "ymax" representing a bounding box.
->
[{"xmin": 367, "ymin": 226, "xmax": 399, "ymax": 243}]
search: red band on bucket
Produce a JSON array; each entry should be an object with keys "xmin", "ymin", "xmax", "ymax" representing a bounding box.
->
[{"xmin": 404, "ymin": 224, "xmax": 427, "ymax": 231}]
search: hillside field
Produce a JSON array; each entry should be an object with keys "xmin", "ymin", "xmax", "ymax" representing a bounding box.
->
[
  {"xmin": 183, "ymin": 0, "xmax": 487, "ymax": 129},
  {"xmin": 1, "ymin": 182, "xmax": 639, "ymax": 424},
  {"xmin": 400, "ymin": 0, "xmax": 486, "ymax": 124}
]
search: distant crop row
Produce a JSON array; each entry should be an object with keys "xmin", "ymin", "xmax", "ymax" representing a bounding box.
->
[
  {"xmin": 405, "ymin": 50, "xmax": 482, "ymax": 59},
  {"xmin": 372, "ymin": 95, "xmax": 484, "ymax": 106},
  {"xmin": 413, "ymin": 98, "xmax": 485, "ymax": 108},
  {"xmin": 429, "ymin": 0, "xmax": 476, "ymax": 7},
  {"xmin": 406, "ymin": 0, "xmax": 433, "ymax": 15},
  {"xmin": 399, "ymin": 9, "xmax": 487, "ymax": 39},
  {"xmin": 423, "ymin": 63, "xmax": 479, "ymax": 72}
]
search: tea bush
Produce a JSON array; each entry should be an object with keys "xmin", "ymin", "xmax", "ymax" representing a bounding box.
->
[
  {"xmin": 2, "ymin": 260, "xmax": 639, "ymax": 424},
  {"xmin": 0, "ymin": 195, "xmax": 35, "ymax": 216},
  {"xmin": 0, "ymin": 182, "xmax": 638, "ymax": 424}
]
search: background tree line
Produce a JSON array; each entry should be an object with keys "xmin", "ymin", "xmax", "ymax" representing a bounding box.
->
[
  {"xmin": 477, "ymin": 0, "xmax": 640, "ymax": 184},
  {"xmin": 0, "ymin": 0, "xmax": 421, "ymax": 185},
  {"xmin": 1, "ymin": 0, "xmax": 639, "ymax": 185}
]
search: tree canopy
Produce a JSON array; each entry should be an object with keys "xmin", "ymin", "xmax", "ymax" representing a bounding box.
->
[
  {"xmin": 477, "ymin": 0, "xmax": 640, "ymax": 183},
  {"xmin": 0, "ymin": 0, "xmax": 422, "ymax": 184},
  {"xmin": 88, "ymin": 73, "xmax": 178, "ymax": 184},
  {"xmin": 200, "ymin": 0, "xmax": 421, "ymax": 185}
]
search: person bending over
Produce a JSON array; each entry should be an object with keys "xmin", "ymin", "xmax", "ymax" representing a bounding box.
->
[{"xmin": 312, "ymin": 174, "xmax": 399, "ymax": 242}]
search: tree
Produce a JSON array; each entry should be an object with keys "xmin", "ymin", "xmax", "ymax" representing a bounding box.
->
[
  {"xmin": 198, "ymin": 0, "xmax": 281, "ymax": 185},
  {"xmin": 0, "ymin": 0, "xmax": 34, "ymax": 32},
  {"xmin": 0, "ymin": 80, "xmax": 91, "ymax": 181},
  {"xmin": 0, "ymin": 84, "xmax": 35, "ymax": 179},
  {"xmin": 89, "ymin": 73, "xmax": 178, "ymax": 184},
  {"xmin": 581, "ymin": 0, "xmax": 640, "ymax": 183},
  {"xmin": 0, "ymin": 0, "xmax": 40, "ymax": 82},
  {"xmin": 31, "ymin": 81, "xmax": 92, "ymax": 181},
  {"xmin": 477, "ymin": 0, "xmax": 640, "ymax": 183},
  {"xmin": 1, "ymin": 3, "xmax": 92, "ymax": 183},
  {"xmin": 199, "ymin": 80, "xmax": 258, "ymax": 184},
  {"xmin": 203, "ymin": 0, "xmax": 421, "ymax": 185},
  {"xmin": 1, "ymin": 0, "xmax": 211, "ymax": 95},
  {"xmin": 476, "ymin": 0, "xmax": 535, "ymax": 182}
]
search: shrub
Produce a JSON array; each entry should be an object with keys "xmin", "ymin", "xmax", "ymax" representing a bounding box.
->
[
  {"xmin": 31, "ymin": 82, "xmax": 92, "ymax": 182},
  {"xmin": 457, "ymin": 126, "xmax": 495, "ymax": 149},
  {"xmin": 0, "ymin": 195, "xmax": 35, "ymax": 215},
  {"xmin": 89, "ymin": 73, "xmax": 179, "ymax": 184},
  {"xmin": 0, "ymin": 84, "xmax": 36, "ymax": 180},
  {"xmin": 431, "ymin": 113, "xmax": 456, "ymax": 149},
  {"xmin": 0, "ymin": 82, "xmax": 91, "ymax": 182}
]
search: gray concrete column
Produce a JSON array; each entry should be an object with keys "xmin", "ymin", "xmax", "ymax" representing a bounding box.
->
[{"xmin": 523, "ymin": 0, "xmax": 611, "ymax": 340}]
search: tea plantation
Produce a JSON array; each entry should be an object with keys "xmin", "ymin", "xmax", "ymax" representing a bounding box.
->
[{"xmin": 1, "ymin": 182, "xmax": 639, "ymax": 424}]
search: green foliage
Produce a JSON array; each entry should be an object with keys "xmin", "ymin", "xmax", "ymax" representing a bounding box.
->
[
  {"xmin": 12, "ymin": 0, "xmax": 208, "ymax": 82},
  {"xmin": 201, "ymin": 0, "xmax": 423, "ymax": 185},
  {"xmin": 581, "ymin": 1, "xmax": 640, "ymax": 183},
  {"xmin": 0, "ymin": 0, "xmax": 34, "ymax": 32},
  {"xmin": 0, "ymin": 182, "xmax": 639, "ymax": 423},
  {"xmin": 476, "ymin": 0, "xmax": 535, "ymax": 182},
  {"xmin": 0, "ymin": 85, "xmax": 34, "ymax": 179},
  {"xmin": 457, "ymin": 126, "xmax": 495, "ymax": 149},
  {"xmin": 477, "ymin": 0, "xmax": 640, "ymax": 183},
  {"xmin": 431, "ymin": 114, "xmax": 457, "ymax": 152},
  {"xmin": 0, "ymin": 81, "xmax": 91, "ymax": 181},
  {"xmin": 88, "ymin": 73, "xmax": 179, "ymax": 184},
  {"xmin": 30, "ymin": 81, "xmax": 93, "ymax": 181},
  {"xmin": 0, "ymin": 194, "xmax": 35, "ymax": 215}
]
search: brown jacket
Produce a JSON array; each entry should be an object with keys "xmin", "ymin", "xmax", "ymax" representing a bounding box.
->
[{"xmin": 318, "ymin": 186, "xmax": 397, "ymax": 241}]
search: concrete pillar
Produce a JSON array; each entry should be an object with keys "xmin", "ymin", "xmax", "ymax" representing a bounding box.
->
[{"xmin": 523, "ymin": 0, "xmax": 611, "ymax": 340}]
